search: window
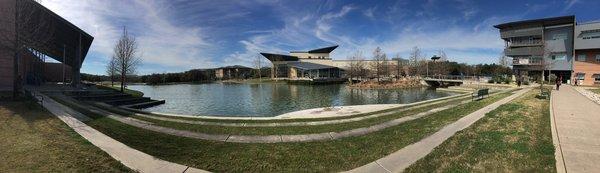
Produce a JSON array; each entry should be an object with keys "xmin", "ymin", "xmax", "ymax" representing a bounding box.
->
[
  {"xmin": 308, "ymin": 56, "xmax": 312, "ymax": 59},
  {"xmin": 595, "ymin": 75, "xmax": 600, "ymax": 82},
  {"xmin": 581, "ymin": 29, "xmax": 600, "ymax": 39},
  {"xmin": 552, "ymin": 33, "xmax": 567, "ymax": 40},
  {"xmin": 551, "ymin": 54, "xmax": 566, "ymax": 61},
  {"xmin": 577, "ymin": 73, "xmax": 585, "ymax": 80},
  {"xmin": 578, "ymin": 54, "xmax": 587, "ymax": 61},
  {"xmin": 596, "ymin": 54, "xmax": 600, "ymax": 62}
]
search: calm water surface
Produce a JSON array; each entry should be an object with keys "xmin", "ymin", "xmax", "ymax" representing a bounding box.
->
[{"xmin": 129, "ymin": 83, "xmax": 456, "ymax": 117}]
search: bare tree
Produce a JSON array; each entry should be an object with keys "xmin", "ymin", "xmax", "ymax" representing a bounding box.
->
[
  {"xmin": 498, "ymin": 53, "xmax": 511, "ymax": 67},
  {"xmin": 538, "ymin": 42, "xmax": 556, "ymax": 90},
  {"xmin": 370, "ymin": 47, "xmax": 388, "ymax": 82},
  {"xmin": 409, "ymin": 46, "xmax": 423, "ymax": 76},
  {"xmin": 347, "ymin": 51, "xmax": 366, "ymax": 83},
  {"xmin": 253, "ymin": 54, "xmax": 262, "ymax": 81},
  {"xmin": 392, "ymin": 53, "xmax": 404, "ymax": 79},
  {"xmin": 0, "ymin": 0, "xmax": 55, "ymax": 98},
  {"xmin": 113, "ymin": 27, "xmax": 141, "ymax": 92},
  {"xmin": 106, "ymin": 56, "xmax": 118, "ymax": 87}
]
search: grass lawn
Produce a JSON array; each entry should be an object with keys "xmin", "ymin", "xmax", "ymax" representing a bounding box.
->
[
  {"xmin": 126, "ymin": 96, "xmax": 477, "ymax": 135},
  {"xmin": 97, "ymin": 84, "xmax": 144, "ymax": 97},
  {"xmin": 405, "ymin": 89, "xmax": 555, "ymax": 172},
  {"xmin": 589, "ymin": 88, "xmax": 600, "ymax": 95},
  {"xmin": 49, "ymin": 89, "xmax": 514, "ymax": 172},
  {"xmin": 0, "ymin": 97, "xmax": 131, "ymax": 172}
]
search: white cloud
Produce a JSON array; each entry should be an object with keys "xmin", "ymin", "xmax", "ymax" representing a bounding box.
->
[
  {"xmin": 40, "ymin": 0, "xmax": 215, "ymax": 74},
  {"xmin": 563, "ymin": 0, "xmax": 579, "ymax": 12}
]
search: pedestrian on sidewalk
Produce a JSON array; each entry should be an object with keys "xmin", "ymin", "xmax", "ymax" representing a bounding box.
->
[{"xmin": 556, "ymin": 76, "xmax": 562, "ymax": 90}]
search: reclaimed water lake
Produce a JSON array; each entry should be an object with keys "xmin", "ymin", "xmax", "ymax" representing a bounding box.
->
[{"xmin": 128, "ymin": 83, "xmax": 456, "ymax": 117}]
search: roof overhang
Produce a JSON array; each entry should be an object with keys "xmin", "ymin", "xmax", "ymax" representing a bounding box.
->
[
  {"xmin": 19, "ymin": 0, "xmax": 94, "ymax": 68},
  {"xmin": 260, "ymin": 53, "xmax": 299, "ymax": 62},
  {"xmin": 494, "ymin": 15, "xmax": 575, "ymax": 29}
]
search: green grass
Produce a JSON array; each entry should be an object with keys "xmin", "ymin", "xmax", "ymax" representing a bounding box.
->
[
  {"xmin": 48, "ymin": 89, "xmax": 515, "ymax": 172},
  {"xmin": 97, "ymin": 84, "xmax": 144, "ymax": 97},
  {"xmin": 405, "ymin": 90, "xmax": 555, "ymax": 172},
  {"xmin": 126, "ymin": 95, "xmax": 499, "ymax": 135},
  {"xmin": 0, "ymin": 96, "xmax": 131, "ymax": 172},
  {"xmin": 130, "ymin": 93, "xmax": 473, "ymax": 124},
  {"xmin": 589, "ymin": 88, "xmax": 600, "ymax": 95}
]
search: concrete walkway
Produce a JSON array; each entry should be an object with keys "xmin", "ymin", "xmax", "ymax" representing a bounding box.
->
[
  {"xmin": 120, "ymin": 94, "xmax": 473, "ymax": 127},
  {"xmin": 140, "ymin": 93, "xmax": 469, "ymax": 120},
  {"xmin": 348, "ymin": 87, "xmax": 530, "ymax": 173},
  {"xmin": 34, "ymin": 91, "xmax": 208, "ymax": 173},
  {"xmin": 98, "ymin": 99, "xmax": 468, "ymax": 143},
  {"xmin": 551, "ymin": 85, "xmax": 600, "ymax": 173}
]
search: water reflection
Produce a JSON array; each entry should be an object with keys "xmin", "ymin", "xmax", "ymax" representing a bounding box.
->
[{"xmin": 128, "ymin": 83, "xmax": 455, "ymax": 117}]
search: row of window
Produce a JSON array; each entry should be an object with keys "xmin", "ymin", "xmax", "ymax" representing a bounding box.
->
[
  {"xmin": 575, "ymin": 73, "xmax": 600, "ymax": 82},
  {"xmin": 576, "ymin": 54, "xmax": 600, "ymax": 62},
  {"xmin": 307, "ymin": 56, "xmax": 327, "ymax": 59}
]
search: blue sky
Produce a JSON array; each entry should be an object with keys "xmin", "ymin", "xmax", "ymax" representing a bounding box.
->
[{"xmin": 40, "ymin": 0, "xmax": 598, "ymax": 75}]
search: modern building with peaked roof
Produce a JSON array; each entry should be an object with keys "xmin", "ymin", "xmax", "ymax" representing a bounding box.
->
[
  {"xmin": 0, "ymin": 0, "xmax": 93, "ymax": 91},
  {"xmin": 261, "ymin": 45, "xmax": 343, "ymax": 80},
  {"xmin": 261, "ymin": 45, "xmax": 402, "ymax": 81}
]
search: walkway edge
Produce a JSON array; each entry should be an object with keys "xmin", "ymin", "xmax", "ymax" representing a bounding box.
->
[
  {"xmin": 34, "ymin": 91, "xmax": 209, "ymax": 173},
  {"xmin": 347, "ymin": 88, "xmax": 530, "ymax": 173},
  {"xmin": 550, "ymin": 89, "xmax": 567, "ymax": 173}
]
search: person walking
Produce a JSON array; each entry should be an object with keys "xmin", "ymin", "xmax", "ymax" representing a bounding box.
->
[{"xmin": 556, "ymin": 76, "xmax": 562, "ymax": 90}]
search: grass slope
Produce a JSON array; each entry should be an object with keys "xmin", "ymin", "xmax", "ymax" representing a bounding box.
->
[
  {"xmin": 51, "ymin": 91, "xmax": 513, "ymax": 172},
  {"xmin": 405, "ymin": 90, "xmax": 555, "ymax": 172},
  {"xmin": 0, "ymin": 97, "xmax": 131, "ymax": 172}
]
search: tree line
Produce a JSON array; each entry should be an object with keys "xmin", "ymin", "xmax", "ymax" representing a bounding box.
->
[{"xmin": 345, "ymin": 46, "xmax": 511, "ymax": 82}]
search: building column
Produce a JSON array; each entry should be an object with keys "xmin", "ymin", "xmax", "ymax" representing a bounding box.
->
[{"xmin": 71, "ymin": 33, "xmax": 81, "ymax": 87}]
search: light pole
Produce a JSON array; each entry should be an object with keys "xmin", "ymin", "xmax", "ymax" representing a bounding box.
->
[{"xmin": 429, "ymin": 55, "xmax": 441, "ymax": 78}]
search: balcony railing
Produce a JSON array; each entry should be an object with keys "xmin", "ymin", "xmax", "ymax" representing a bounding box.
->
[
  {"xmin": 508, "ymin": 39, "xmax": 542, "ymax": 47},
  {"xmin": 512, "ymin": 58, "xmax": 542, "ymax": 65},
  {"xmin": 505, "ymin": 46, "xmax": 543, "ymax": 56},
  {"xmin": 500, "ymin": 27, "xmax": 543, "ymax": 39}
]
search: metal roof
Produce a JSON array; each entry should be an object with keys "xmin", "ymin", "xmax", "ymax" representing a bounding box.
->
[
  {"xmin": 288, "ymin": 62, "xmax": 338, "ymax": 70},
  {"xmin": 260, "ymin": 53, "xmax": 299, "ymax": 62},
  {"xmin": 217, "ymin": 65, "xmax": 252, "ymax": 69},
  {"xmin": 494, "ymin": 15, "xmax": 575, "ymax": 29},
  {"xmin": 290, "ymin": 45, "xmax": 339, "ymax": 53},
  {"xmin": 21, "ymin": 0, "xmax": 94, "ymax": 68}
]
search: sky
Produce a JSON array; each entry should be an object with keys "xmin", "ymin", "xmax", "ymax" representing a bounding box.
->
[{"xmin": 39, "ymin": 0, "xmax": 599, "ymax": 75}]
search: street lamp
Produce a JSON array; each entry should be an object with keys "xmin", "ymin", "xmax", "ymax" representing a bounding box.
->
[{"xmin": 428, "ymin": 55, "xmax": 441, "ymax": 77}]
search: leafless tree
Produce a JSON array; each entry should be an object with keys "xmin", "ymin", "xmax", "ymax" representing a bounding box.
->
[
  {"xmin": 498, "ymin": 53, "xmax": 511, "ymax": 67},
  {"xmin": 106, "ymin": 56, "xmax": 118, "ymax": 87},
  {"xmin": 537, "ymin": 42, "xmax": 556, "ymax": 90},
  {"xmin": 253, "ymin": 54, "xmax": 262, "ymax": 81},
  {"xmin": 409, "ymin": 46, "xmax": 424, "ymax": 76},
  {"xmin": 392, "ymin": 53, "xmax": 404, "ymax": 79},
  {"xmin": 347, "ymin": 51, "xmax": 366, "ymax": 83},
  {"xmin": 113, "ymin": 27, "xmax": 141, "ymax": 92},
  {"xmin": 370, "ymin": 47, "xmax": 388, "ymax": 82},
  {"xmin": 0, "ymin": 0, "xmax": 55, "ymax": 98}
]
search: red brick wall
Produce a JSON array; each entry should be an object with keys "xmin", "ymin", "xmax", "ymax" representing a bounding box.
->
[
  {"xmin": 0, "ymin": 0, "xmax": 16, "ymax": 91},
  {"xmin": 44, "ymin": 63, "xmax": 71, "ymax": 82},
  {"xmin": 573, "ymin": 49, "xmax": 600, "ymax": 86}
]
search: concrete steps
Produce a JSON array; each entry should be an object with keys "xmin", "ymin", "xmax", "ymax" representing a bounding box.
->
[{"xmin": 123, "ymin": 100, "xmax": 166, "ymax": 109}]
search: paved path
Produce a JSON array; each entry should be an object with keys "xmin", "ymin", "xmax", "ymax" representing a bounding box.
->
[
  {"xmin": 117, "ymin": 94, "xmax": 472, "ymax": 127},
  {"xmin": 98, "ymin": 99, "xmax": 469, "ymax": 143},
  {"xmin": 551, "ymin": 85, "xmax": 600, "ymax": 173},
  {"xmin": 137, "ymin": 93, "xmax": 468, "ymax": 120},
  {"xmin": 348, "ymin": 88, "xmax": 530, "ymax": 173},
  {"xmin": 35, "ymin": 92, "xmax": 208, "ymax": 173}
]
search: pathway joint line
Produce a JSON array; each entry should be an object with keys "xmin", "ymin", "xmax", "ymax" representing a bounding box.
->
[
  {"xmin": 34, "ymin": 91, "xmax": 209, "ymax": 173},
  {"xmin": 375, "ymin": 161, "xmax": 392, "ymax": 173},
  {"xmin": 348, "ymin": 88, "xmax": 530, "ymax": 173},
  {"xmin": 550, "ymin": 89, "xmax": 567, "ymax": 173}
]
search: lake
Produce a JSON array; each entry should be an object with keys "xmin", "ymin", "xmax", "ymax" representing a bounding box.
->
[{"xmin": 128, "ymin": 83, "xmax": 456, "ymax": 117}]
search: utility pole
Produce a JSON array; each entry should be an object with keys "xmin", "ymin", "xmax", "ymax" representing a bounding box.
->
[{"xmin": 62, "ymin": 44, "xmax": 66, "ymax": 86}]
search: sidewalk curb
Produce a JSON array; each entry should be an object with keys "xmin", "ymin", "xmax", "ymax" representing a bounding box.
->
[{"xmin": 550, "ymin": 89, "xmax": 567, "ymax": 173}]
